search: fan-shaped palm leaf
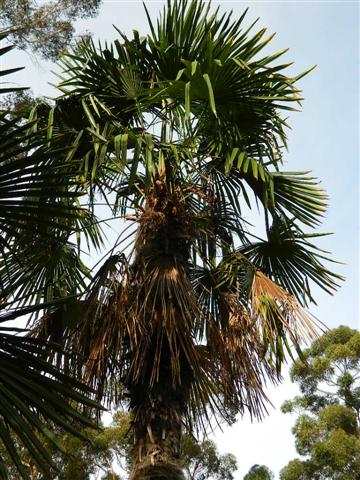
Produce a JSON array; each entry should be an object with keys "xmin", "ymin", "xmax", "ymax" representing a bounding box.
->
[
  {"xmin": 0, "ymin": 328, "xmax": 101, "ymax": 479},
  {"xmin": 239, "ymin": 218, "xmax": 343, "ymax": 306}
]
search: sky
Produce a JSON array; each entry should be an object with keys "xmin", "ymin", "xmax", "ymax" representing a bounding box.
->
[{"xmin": 2, "ymin": 1, "xmax": 359, "ymax": 478}]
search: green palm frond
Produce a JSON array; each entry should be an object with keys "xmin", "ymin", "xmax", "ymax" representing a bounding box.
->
[
  {"xmin": 0, "ymin": 120, "xmax": 99, "ymax": 306},
  {"xmin": 0, "ymin": 37, "xmax": 103, "ymax": 307},
  {"xmin": 0, "ymin": 39, "xmax": 102, "ymax": 250},
  {"xmin": 0, "ymin": 120, "xmax": 95, "ymax": 237},
  {"xmin": 52, "ymin": 2, "xmax": 305, "ymax": 165},
  {"xmin": 0, "ymin": 234, "xmax": 91, "ymax": 308},
  {"xmin": 141, "ymin": 0, "xmax": 309, "ymax": 160},
  {"xmin": 202, "ymin": 156, "xmax": 328, "ymax": 229},
  {"xmin": 0, "ymin": 33, "xmax": 106, "ymax": 478},
  {"xmin": 0, "ymin": 32, "xmax": 26, "ymax": 96},
  {"xmin": 0, "ymin": 328, "xmax": 100, "ymax": 480},
  {"xmin": 271, "ymin": 172, "xmax": 328, "ymax": 227},
  {"xmin": 239, "ymin": 219, "xmax": 343, "ymax": 306}
]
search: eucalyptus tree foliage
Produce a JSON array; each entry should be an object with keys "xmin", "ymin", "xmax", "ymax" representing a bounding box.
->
[
  {"xmin": 0, "ymin": 33, "xmax": 103, "ymax": 480},
  {"xmin": 0, "ymin": 0, "xmax": 101, "ymax": 60},
  {"xmin": 244, "ymin": 464, "xmax": 274, "ymax": 480},
  {"xmin": 11, "ymin": 1, "xmax": 343, "ymax": 478},
  {"xmin": 280, "ymin": 326, "xmax": 360, "ymax": 480},
  {"xmin": 182, "ymin": 435, "xmax": 237, "ymax": 480}
]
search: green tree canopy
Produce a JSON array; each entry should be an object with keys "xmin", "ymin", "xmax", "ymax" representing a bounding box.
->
[
  {"xmin": 0, "ymin": 0, "xmax": 101, "ymax": 60},
  {"xmin": 244, "ymin": 464, "xmax": 274, "ymax": 480},
  {"xmin": 280, "ymin": 326, "xmax": 360, "ymax": 480},
  {"xmin": 182, "ymin": 435, "xmax": 237, "ymax": 480}
]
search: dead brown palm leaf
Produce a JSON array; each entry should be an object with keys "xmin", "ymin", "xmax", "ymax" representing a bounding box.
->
[{"xmin": 250, "ymin": 271, "xmax": 319, "ymax": 366}]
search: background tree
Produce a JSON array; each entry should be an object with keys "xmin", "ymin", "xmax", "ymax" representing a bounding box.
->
[
  {"xmin": 243, "ymin": 464, "xmax": 274, "ymax": 480},
  {"xmin": 181, "ymin": 435, "xmax": 237, "ymax": 480},
  {"xmin": 0, "ymin": 0, "xmax": 102, "ymax": 60},
  {"xmin": 0, "ymin": 90, "xmax": 44, "ymax": 117},
  {"xmin": 280, "ymin": 326, "xmax": 360, "ymax": 479},
  {"xmin": 0, "ymin": 411, "xmax": 129, "ymax": 479},
  {"xmin": 3, "ymin": 0, "xmax": 342, "ymax": 478}
]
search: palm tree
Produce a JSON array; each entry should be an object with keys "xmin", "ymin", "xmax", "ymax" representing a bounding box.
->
[
  {"xmin": 0, "ymin": 32, "xmax": 104, "ymax": 479},
  {"xmin": 5, "ymin": 1, "xmax": 342, "ymax": 479}
]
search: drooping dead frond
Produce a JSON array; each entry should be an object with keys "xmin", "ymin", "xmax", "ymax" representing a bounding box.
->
[
  {"xmin": 129, "ymin": 254, "xmax": 201, "ymax": 387},
  {"xmin": 250, "ymin": 271, "xmax": 319, "ymax": 369},
  {"xmin": 190, "ymin": 259, "xmax": 276, "ymax": 422},
  {"xmin": 189, "ymin": 256, "xmax": 322, "ymax": 422},
  {"xmin": 72, "ymin": 254, "xmax": 131, "ymax": 403},
  {"xmin": 31, "ymin": 254, "xmax": 131, "ymax": 405},
  {"xmin": 201, "ymin": 284, "xmax": 277, "ymax": 421}
]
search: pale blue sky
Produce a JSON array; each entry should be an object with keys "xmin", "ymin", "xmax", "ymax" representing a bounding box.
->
[{"xmin": 2, "ymin": 1, "xmax": 359, "ymax": 477}]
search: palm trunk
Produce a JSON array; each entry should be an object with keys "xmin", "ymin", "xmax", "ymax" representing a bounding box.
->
[
  {"xmin": 130, "ymin": 389, "xmax": 185, "ymax": 480},
  {"xmin": 127, "ymin": 180, "xmax": 193, "ymax": 480},
  {"xmin": 127, "ymin": 323, "xmax": 193, "ymax": 480}
]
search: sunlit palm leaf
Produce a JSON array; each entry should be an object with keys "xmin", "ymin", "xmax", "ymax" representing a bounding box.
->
[{"xmin": 239, "ymin": 219, "xmax": 343, "ymax": 306}]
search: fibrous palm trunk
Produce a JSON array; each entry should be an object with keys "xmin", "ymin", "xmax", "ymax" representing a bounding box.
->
[
  {"xmin": 129, "ymin": 379, "xmax": 185, "ymax": 480},
  {"xmin": 127, "ymin": 180, "xmax": 194, "ymax": 480}
]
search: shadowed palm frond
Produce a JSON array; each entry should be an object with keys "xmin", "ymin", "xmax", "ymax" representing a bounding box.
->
[
  {"xmin": 0, "ymin": 328, "xmax": 101, "ymax": 480},
  {"xmin": 0, "ymin": 33, "xmax": 106, "ymax": 479},
  {"xmin": 0, "ymin": 32, "xmax": 27, "ymax": 96},
  {"xmin": 0, "ymin": 110, "xmax": 102, "ymax": 243},
  {"xmin": 0, "ymin": 235, "xmax": 91, "ymax": 308},
  {"xmin": 0, "ymin": 37, "xmax": 102, "ymax": 307}
]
